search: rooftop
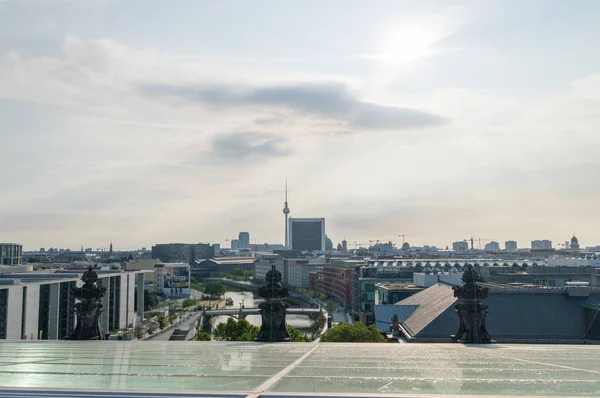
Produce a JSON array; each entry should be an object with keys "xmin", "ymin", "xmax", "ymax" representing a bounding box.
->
[{"xmin": 1, "ymin": 341, "xmax": 600, "ymax": 397}]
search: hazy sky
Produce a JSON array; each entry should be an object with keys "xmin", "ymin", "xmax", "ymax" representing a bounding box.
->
[{"xmin": 1, "ymin": 0, "xmax": 600, "ymax": 250}]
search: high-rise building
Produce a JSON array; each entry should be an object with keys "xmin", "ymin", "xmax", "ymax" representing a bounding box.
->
[
  {"xmin": 484, "ymin": 241, "xmax": 500, "ymax": 251},
  {"xmin": 531, "ymin": 240, "xmax": 552, "ymax": 250},
  {"xmin": 452, "ymin": 241, "xmax": 469, "ymax": 251},
  {"xmin": 238, "ymin": 232, "xmax": 250, "ymax": 249},
  {"xmin": 288, "ymin": 218, "xmax": 326, "ymax": 252},
  {"xmin": 505, "ymin": 240, "xmax": 517, "ymax": 251},
  {"xmin": 283, "ymin": 180, "xmax": 290, "ymax": 248},
  {"xmin": 231, "ymin": 239, "xmax": 240, "ymax": 250}
]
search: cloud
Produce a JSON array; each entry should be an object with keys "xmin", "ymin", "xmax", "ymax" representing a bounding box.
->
[
  {"xmin": 140, "ymin": 82, "xmax": 446, "ymax": 130},
  {"xmin": 210, "ymin": 131, "xmax": 290, "ymax": 160}
]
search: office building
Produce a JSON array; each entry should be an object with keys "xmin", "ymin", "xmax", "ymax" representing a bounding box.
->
[
  {"xmin": 238, "ymin": 232, "xmax": 250, "ymax": 249},
  {"xmin": 230, "ymin": 239, "xmax": 240, "ymax": 250},
  {"xmin": 288, "ymin": 218, "xmax": 325, "ymax": 252},
  {"xmin": 452, "ymin": 241, "xmax": 469, "ymax": 251},
  {"xmin": 505, "ymin": 240, "xmax": 517, "ymax": 251},
  {"xmin": 312, "ymin": 265, "xmax": 353, "ymax": 305},
  {"xmin": 212, "ymin": 243, "xmax": 221, "ymax": 253},
  {"xmin": 531, "ymin": 240, "xmax": 553, "ymax": 250},
  {"xmin": 484, "ymin": 241, "xmax": 501, "ymax": 252},
  {"xmin": 1, "ymin": 243, "xmax": 22, "ymax": 266},
  {"xmin": 155, "ymin": 263, "xmax": 191, "ymax": 298},
  {"xmin": 0, "ymin": 268, "xmax": 148, "ymax": 340},
  {"xmin": 151, "ymin": 243, "xmax": 214, "ymax": 263},
  {"xmin": 192, "ymin": 257, "xmax": 255, "ymax": 279}
]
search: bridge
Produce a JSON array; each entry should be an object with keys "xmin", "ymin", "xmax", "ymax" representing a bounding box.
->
[
  {"xmin": 201, "ymin": 307, "xmax": 323, "ymax": 327},
  {"xmin": 204, "ymin": 307, "xmax": 321, "ymax": 316}
]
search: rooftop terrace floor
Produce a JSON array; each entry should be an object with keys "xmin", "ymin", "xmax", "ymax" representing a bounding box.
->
[{"xmin": 0, "ymin": 341, "xmax": 599, "ymax": 397}]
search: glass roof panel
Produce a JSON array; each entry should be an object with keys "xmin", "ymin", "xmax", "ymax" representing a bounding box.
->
[{"xmin": 0, "ymin": 342, "xmax": 599, "ymax": 397}]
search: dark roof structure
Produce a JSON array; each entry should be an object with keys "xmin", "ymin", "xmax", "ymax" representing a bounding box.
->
[
  {"xmin": 395, "ymin": 283, "xmax": 600, "ymax": 343},
  {"xmin": 374, "ymin": 304, "xmax": 418, "ymax": 332}
]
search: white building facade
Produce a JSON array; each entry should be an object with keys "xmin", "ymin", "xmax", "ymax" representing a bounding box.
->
[{"xmin": 0, "ymin": 269, "xmax": 148, "ymax": 340}]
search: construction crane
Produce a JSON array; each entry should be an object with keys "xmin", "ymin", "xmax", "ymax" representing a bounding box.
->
[
  {"xmin": 397, "ymin": 234, "xmax": 415, "ymax": 243},
  {"xmin": 467, "ymin": 237, "xmax": 496, "ymax": 250}
]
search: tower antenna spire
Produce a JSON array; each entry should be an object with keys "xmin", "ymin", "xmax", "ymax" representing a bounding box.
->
[{"xmin": 283, "ymin": 179, "xmax": 290, "ymax": 248}]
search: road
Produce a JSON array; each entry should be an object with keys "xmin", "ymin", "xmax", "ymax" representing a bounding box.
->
[{"xmin": 147, "ymin": 311, "xmax": 202, "ymax": 341}]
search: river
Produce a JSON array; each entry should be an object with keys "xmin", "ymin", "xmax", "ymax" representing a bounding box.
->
[{"xmin": 210, "ymin": 290, "xmax": 313, "ymax": 331}]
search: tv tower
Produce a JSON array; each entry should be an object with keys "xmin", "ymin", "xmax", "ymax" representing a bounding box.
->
[{"xmin": 283, "ymin": 179, "xmax": 290, "ymax": 248}]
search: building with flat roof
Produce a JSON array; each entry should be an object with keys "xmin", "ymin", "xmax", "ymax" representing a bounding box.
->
[
  {"xmin": 312, "ymin": 265, "xmax": 353, "ymax": 305},
  {"xmin": 238, "ymin": 232, "xmax": 250, "ymax": 249},
  {"xmin": 192, "ymin": 257, "xmax": 255, "ymax": 279},
  {"xmin": 531, "ymin": 239, "xmax": 552, "ymax": 250},
  {"xmin": 0, "ymin": 269, "xmax": 148, "ymax": 340},
  {"xmin": 505, "ymin": 240, "xmax": 517, "ymax": 251},
  {"xmin": 452, "ymin": 241, "xmax": 469, "ymax": 251},
  {"xmin": 151, "ymin": 243, "xmax": 214, "ymax": 263},
  {"xmin": 0, "ymin": 243, "xmax": 22, "ymax": 266},
  {"xmin": 288, "ymin": 218, "xmax": 325, "ymax": 252},
  {"xmin": 485, "ymin": 241, "xmax": 501, "ymax": 251}
]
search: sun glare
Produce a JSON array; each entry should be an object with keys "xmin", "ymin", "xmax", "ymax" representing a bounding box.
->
[{"xmin": 377, "ymin": 25, "xmax": 442, "ymax": 65}]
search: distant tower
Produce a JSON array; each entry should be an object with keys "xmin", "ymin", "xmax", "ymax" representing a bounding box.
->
[
  {"xmin": 109, "ymin": 242, "xmax": 113, "ymax": 255},
  {"xmin": 571, "ymin": 234, "xmax": 580, "ymax": 250},
  {"xmin": 283, "ymin": 180, "xmax": 290, "ymax": 248}
]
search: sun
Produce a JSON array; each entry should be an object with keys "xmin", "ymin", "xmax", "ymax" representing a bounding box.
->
[{"xmin": 377, "ymin": 24, "xmax": 441, "ymax": 65}]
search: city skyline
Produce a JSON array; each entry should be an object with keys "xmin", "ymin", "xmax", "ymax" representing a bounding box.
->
[{"xmin": 2, "ymin": 1, "xmax": 600, "ymax": 249}]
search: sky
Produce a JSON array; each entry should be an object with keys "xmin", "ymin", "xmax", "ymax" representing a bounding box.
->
[{"xmin": 1, "ymin": 0, "xmax": 600, "ymax": 251}]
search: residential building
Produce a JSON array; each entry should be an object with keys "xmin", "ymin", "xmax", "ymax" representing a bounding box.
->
[
  {"xmin": 531, "ymin": 240, "xmax": 553, "ymax": 250},
  {"xmin": 505, "ymin": 240, "xmax": 517, "ymax": 251},
  {"xmin": 0, "ymin": 268, "xmax": 148, "ymax": 340},
  {"xmin": 151, "ymin": 243, "xmax": 214, "ymax": 263},
  {"xmin": 288, "ymin": 218, "xmax": 325, "ymax": 252},
  {"xmin": 312, "ymin": 265, "xmax": 353, "ymax": 305},
  {"xmin": 212, "ymin": 244, "xmax": 221, "ymax": 253},
  {"xmin": 238, "ymin": 232, "xmax": 250, "ymax": 249},
  {"xmin": 484, "ymin": 241, "xmax": 501, "ymax": 251},
  {"xmin": 0, "ymin": 243, "xmax": 22, "ymax": 266},
  {"xmin": 452, "ymin": 241, "xmax": 469, "ymax": 251}
]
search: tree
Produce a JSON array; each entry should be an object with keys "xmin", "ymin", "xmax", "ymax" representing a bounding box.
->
[
  {"xmin": 27, "ymin": 257, "xmax": 40, "ymax": 263},
  {"xmin": 144, "ymin": 290, "xmax": 158, "ymax": 311},
  {"xmin": 320, "ymin": 322, "xmax": 386, "ymax": 343},
  {"xmin": 134, "ymin": 325, "xmax": 145, "ymax": 339},
  {"xmin": 326, "ymin": 300, "xmax": 335, "ymax": 314},
  {"xmin": 213, "ymin": 318, "xmax": 259, "ymax": 341},
  {"xmin": 232, "ymin": 267, "xmax": 245, "ymax": 277},
  {"xmin": 157, "ymin": 315, "xmax": 168, "ymax": 329},
  {"xmin": 182, "ymin": 298, "xmax": 197, "ymax": 308},
  {"xmin": 194, "ymin": 331, "xmax": 211, "ymax": 341},
  {"xmin": 310, "ymin": 312, "xmax": 326, "ymax": 335},
  {"xmin": 287, "ymin": 325, "xmax": 311, "ymax": 342},
  {"xmin": 204, "ymin": 281, "xmax": 226, "ymax": 297},
  {"xmin": 319, "ymin": 293, "xmax": 327, "ymax": 302}
]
